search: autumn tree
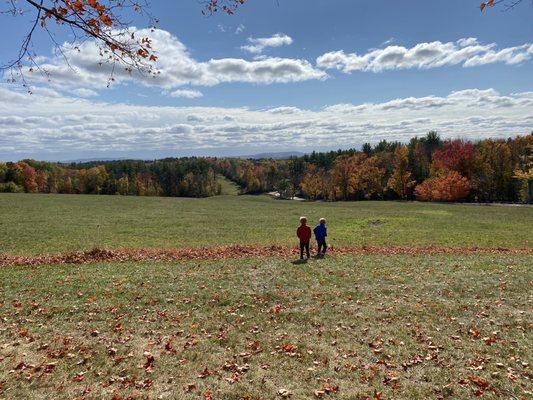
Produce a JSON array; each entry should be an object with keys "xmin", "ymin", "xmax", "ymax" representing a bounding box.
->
[
  {"xmin": 116, "ymin": 175, "xmax": 130, "ymax": 195},
  {"xmin": 471, "ymin": 140, "xmax": 515, "ymax": 202},
  {"xmin": 330, "ymin": 155, "xmax": 358, "ymax": 200},
  {"xmin": 431, "ymin": 139, "xmax": 475, "ymax": 178},
  {"xmin": 408, "ymin": 131, "xmax": 442, "ymax": 182},
  {"xmin": 387, "ymin": 145, "xmax": 415, "ymax": 199},
  {"xmin": 330, "ymin": 154, "xmax": 385, "ymax": 200},
  {"xmin": 352, "ymin": 155, "xmax": 385, "ymax": 200},
  {"xmin": 301, "ymin": 164, "xmax": 325, "ymax": 200},
  {"xmin": 0, "ymin": 163, "xmax": 7, "ymax": 183},
  {"xmin": 36, "ymin": 170, "xmax": 49, "ymax": 192},
  {"xmin": 21, "ymin": 162, "xmax": 38, "ymax": 193},
  {"xmin": 415, "ymin": 171, "xmax": 471, "ymax": 202},
  {"xmin": 286, "ymin": 157, "xmax": 306, "ymax": 198},
  {"xmin": 513, "ymin": 142, "xmax": 533, "ymax": 203}
]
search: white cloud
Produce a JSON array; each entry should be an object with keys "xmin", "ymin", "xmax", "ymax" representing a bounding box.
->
[
  {"xmin": 71, "ymin": 88, "xmax": 99, "ymax": 98},
  {"xmin": 317, "ymin": 38, "xmax": 532, "ymax": 73},
  {"xmin": 21, "ymin": 29, "xmax": 325, "ymax": 91},
  {"xmin": 1, "ymin": 85, "xmax": 531, "ymax": 160},
  {"xmin": 241, "ymin": 33, "xmax": 293, "ymax": 54},
  {"xmin": 235, "ymin": 24, "xmax": 245, "ymax": 34},
  {"xmin": 168, "ymin": 89, "xmax": 203, "ymax": 99}
]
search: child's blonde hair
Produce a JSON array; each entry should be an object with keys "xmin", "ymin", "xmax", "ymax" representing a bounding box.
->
[
  {"xmin": 299, "ymin": 216, "xmax": 307, "ymax": 224},
  {"xmin": 319, "ymin": 218, "xmax": 326, "ymax": 224}
]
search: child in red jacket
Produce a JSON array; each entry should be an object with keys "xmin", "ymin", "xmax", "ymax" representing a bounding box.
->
[{"xmin": 297, "ymin": 216, "xmax": 312, "ymax": 260}]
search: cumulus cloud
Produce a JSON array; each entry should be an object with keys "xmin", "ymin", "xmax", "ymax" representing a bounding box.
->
[
  {"xmin": 317, "ymin": 38, "xmax": 533, "ymax": 73},
  {"xmin": 169, "ymin": 89, "xmax": 203, "ymax": 99},
  {"xmin": 241, "ymin": 33, "xmax": 294, "ymax": 54},
  {"xmin": 70, "ymin": 88, "xmax": 99, "ymax": 98},
  {"xmin": 22, "ymin": 29, "xmax": 324, "ymax": 91},
  {"xmin": 0, "ymin": 85, "xmax": 531, "ymax": 161}
]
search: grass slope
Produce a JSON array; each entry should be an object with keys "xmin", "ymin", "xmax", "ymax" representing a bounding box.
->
[
  {"xmin": 1, "ymin": 193, "xmax": 532, "ymax": 255},
  {"xmin": 1, "ymin": 255, "xmax": 531, "ymax": 399}
]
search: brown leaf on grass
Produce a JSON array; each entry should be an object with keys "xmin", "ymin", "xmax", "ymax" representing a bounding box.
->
[
  {"xmin": 73, "ymin": 372, "xmax": 85, "ymax": 382},
  {"xmin": 225, "ymin": 372, "xmax": 240, "ymax": 384},
  {"xmin": 322, "ymin": 382, "xmax": 339, "ymax": 393},
  {"xmin": 469, "ymin": 328, "xmax": 481, "ymax": 338},
  {"xmin": 44, "ymin": 362, "xmax": 56, "ymax": 374},
  {"xmin": 484, "ymin": 335, "xmax": 498, "ymax": 345},
  {"xmin": 280, "ymin": 343, "xmax": 298, "ymax": 357},
  {"xmin": 402, "ymin": 354, "xmax": 423, "ymax": 370},
  {"xmin": 198, "ymin": 367, "xmax": 213, "ymax": 379},
  {"xmin": 468, "ymin": 375, "xmax": 490, "ymax": 389},
  {"xmin": 164, "ymin": 339, "xmax": 176, "ymax": 353},
  {"xmin": 142, "ymin": 351, "xmax": 155, "ymax": 373},
  {"xmin": 270, "ymin": 304, "xmax": 283, "ymax": 313},
  {"xmin": 184, "ymin": 383, "xmax": 196, "ymax": 392}
]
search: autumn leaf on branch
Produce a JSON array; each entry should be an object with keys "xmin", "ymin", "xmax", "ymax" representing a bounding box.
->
[
  {"xmin": 1, "ymin": 0, "xmax": 246, "ymax": 90},
  {"xmin": 480, "ymin": 0, "xmax": 526, "ymax": 12}
]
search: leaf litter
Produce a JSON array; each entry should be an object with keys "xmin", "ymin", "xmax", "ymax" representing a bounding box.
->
[{"xmin": 1, "ymin": 245, "xmax": 531, "ymax": 267}]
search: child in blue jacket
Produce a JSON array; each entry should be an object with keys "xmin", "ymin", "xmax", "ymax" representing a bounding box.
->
[{"xmin": 313, "ymin": 218, "xmax": 327, "ymax": 256}]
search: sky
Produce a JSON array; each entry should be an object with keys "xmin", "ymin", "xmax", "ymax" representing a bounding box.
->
[{"xmin": 0, "ymin": 0, "xmax": 532, "ymax": 161}]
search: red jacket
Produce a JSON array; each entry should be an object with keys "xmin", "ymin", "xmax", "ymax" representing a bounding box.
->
[{"xmin": 297, "ymin": 225, "xmax": 312, "ymax": 243}]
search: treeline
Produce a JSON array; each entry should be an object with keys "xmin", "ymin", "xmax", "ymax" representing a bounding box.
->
[
  {"xmin": 0, "ymin": 158, "xmax": 221, "ymax": 197},
  {"xmin": 215, "ymin": 132, "xmax": 533, "ymax": 203},
  {"xmin": 1, "ymin": 132, "xmax": 531, "ymax": 203}
]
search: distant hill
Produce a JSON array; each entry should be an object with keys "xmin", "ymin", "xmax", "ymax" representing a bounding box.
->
[
  {"xmin": 64, "ymin": 157, "xmax": 131, "ymax": 164},
  {"xmin": 239, "ymin": 151, "xmax": 305, "ymax": 160},
  {"xmin": 63, "ymin": 152, "xmax": 305, "ymax": 163}
]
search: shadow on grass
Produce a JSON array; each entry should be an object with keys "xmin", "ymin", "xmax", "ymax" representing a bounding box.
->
[
  {"xmin": 291, "ymin": 259, "xmax": 308, "ymax": 265},
  {"xmin": 312, "ymin": 254, "xmax": 326, "ymax": 259}
]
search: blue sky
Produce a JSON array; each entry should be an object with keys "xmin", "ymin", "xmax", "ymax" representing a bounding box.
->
[{"xmin": 0, "ymin": 0, "xmax": 532, "ymax": 160}]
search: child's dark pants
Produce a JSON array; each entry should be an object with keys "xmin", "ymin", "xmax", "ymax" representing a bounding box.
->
[
  {"xmin": 317, "ymin": 239, "xmax": 327, "ymax": 254},
  {"xmin": 300, "ymin": 242, "xmax": 310, "ymax": 259}
]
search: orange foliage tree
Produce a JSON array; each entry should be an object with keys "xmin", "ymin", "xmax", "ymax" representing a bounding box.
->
[
  {"xmin": 330, "ymin": 154, "xmax": 385, "ymax": 200},
  {"xmin": 415, "ymin": 171, "xmax": 471, "ymax": 202},
  {"xmin": 387, "ymin": 145, "xmax": 415, "ymax": 199},
  {"xmin": 21, "ymin": 162, "xmax": 38, "ymax": 193},
  {"xmin": 301, "ymin": 164, "xmax": 326, "ymax": 200},
  {"xmin": 431, "ymin": 139, "xmax": 475, "ymax": 178}
]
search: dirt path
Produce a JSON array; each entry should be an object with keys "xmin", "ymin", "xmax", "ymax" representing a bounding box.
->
[{"xmin": 1, "ymin": 245, "xmax": 532, "ymax": 267}]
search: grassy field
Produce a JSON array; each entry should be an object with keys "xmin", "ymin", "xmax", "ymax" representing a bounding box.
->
[
  {"xmin": 1, "ymin": 193, "xmax": 531, "ymax": 399},
  {"xmin": 1, "ymin": 254, "xmax": 531, "ymax": 399},
  {"xmin": 0, "ymin": 193, "xmax": 532, "ymax": 255}
]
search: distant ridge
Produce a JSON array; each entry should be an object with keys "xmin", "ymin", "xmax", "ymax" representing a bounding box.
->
[
  {"xmin": 63, "ymin": 151, "xmax": 305, "ymax": 164},
  {"xmin": 64, "ymin": 157, "xmax": 132, "ymax": 164},
  {"xmin": 238, "ymin": 151, "xmax": 305, "ymax": 160}
]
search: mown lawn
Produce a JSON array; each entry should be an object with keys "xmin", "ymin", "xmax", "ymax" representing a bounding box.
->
[
  {"xmin": 1, "ymin": 255, "xmax": 531, "ymax": 399},
  {"xmin": 0, "ymin": 193, "xmax": 531, "ymax": 255}
]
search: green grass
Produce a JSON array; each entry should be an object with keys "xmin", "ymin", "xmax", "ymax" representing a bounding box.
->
[
  {"xmin": 217, "ymin": 175, "xmax": 241, "ymax": 196},
  {"xmin": 0, "ymin": 193, "xmax": 531, "ymax": 255},
  {"xmin": 1, "ymin": 255, "xmax": 531, "ymax": 399}
]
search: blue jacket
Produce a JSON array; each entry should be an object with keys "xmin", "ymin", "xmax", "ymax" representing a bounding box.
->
[{"xmin": 313, "ymin": 224, "xmax": 327, "ymax": 241}]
